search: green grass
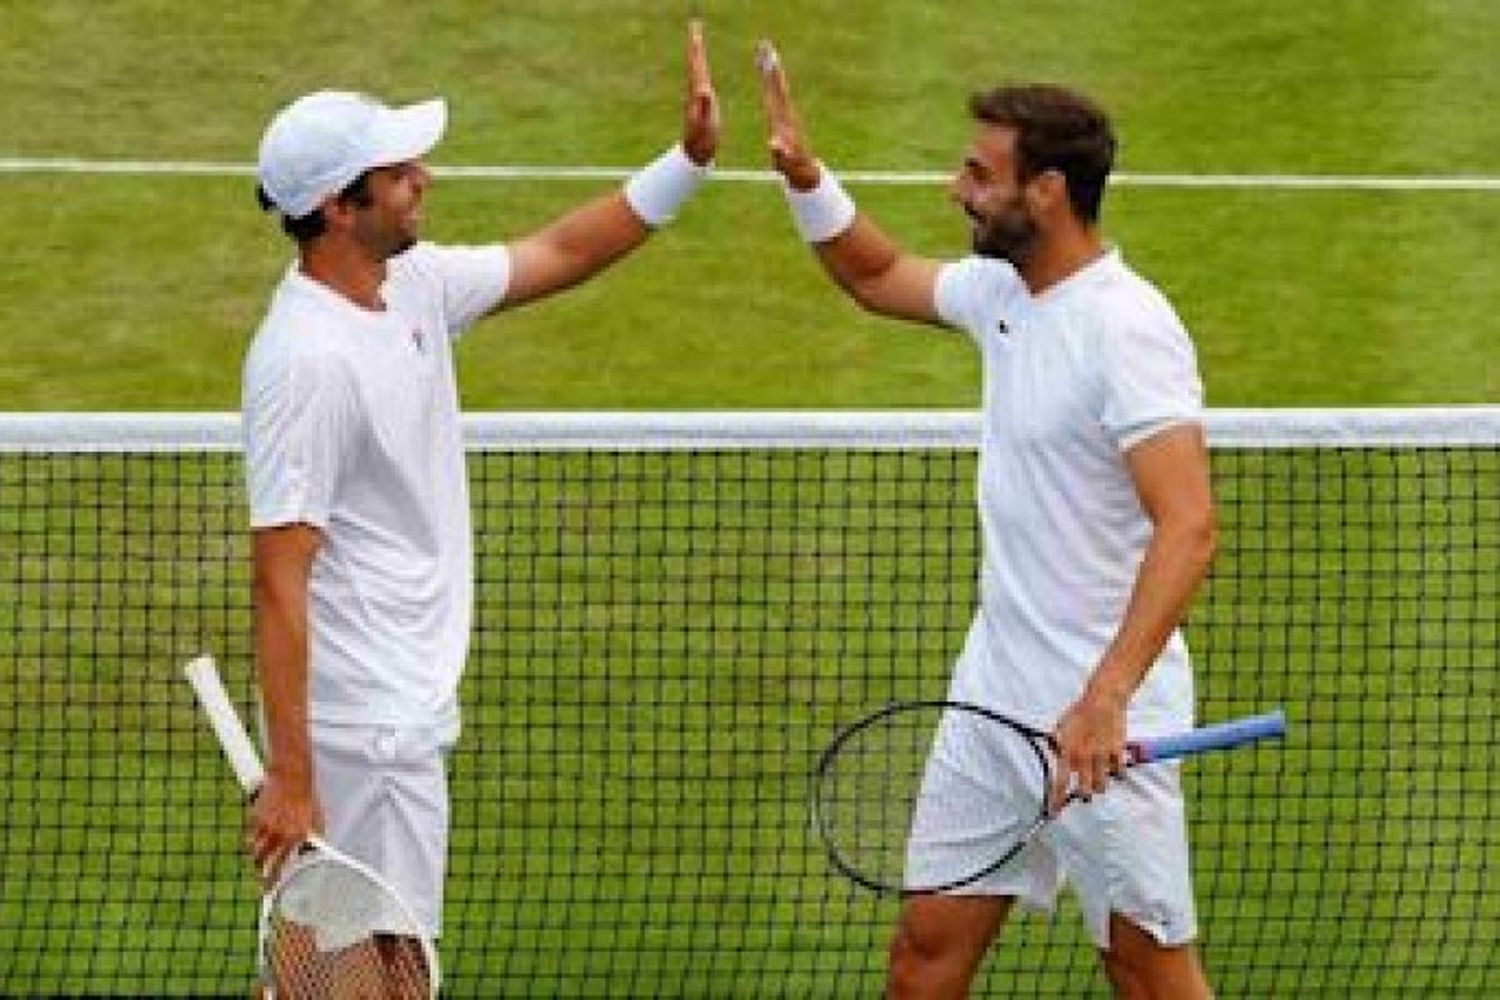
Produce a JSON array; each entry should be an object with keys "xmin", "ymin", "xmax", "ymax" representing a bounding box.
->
[
  {"xmin": 1, "ymin": 447, "xmax": 1495, "ymax": 995},
  {"xmin": 2, "ymin": 177, "xmax": 1497, "ymax": 409},
  {"xmin": 1, "ymin": 1, "xmax": 1498, "ymax": 408},
  {"xmin": 0, "ymin": 0, "xmax": 1497, "ymax": 994}
]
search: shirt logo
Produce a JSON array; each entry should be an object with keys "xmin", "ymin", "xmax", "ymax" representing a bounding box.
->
[{"xmin": 409, "ymin": 326, "xmax": 426, "ymax": 354}]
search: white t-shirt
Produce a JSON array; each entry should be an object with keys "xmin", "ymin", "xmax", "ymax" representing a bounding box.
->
[
  {"xmin": 242, "ymin": 242, "xmax": 511, "ymax": 730},
  {"xmin": 935, "ymin": 249, "xmax": 1204, "ymax": 736}
]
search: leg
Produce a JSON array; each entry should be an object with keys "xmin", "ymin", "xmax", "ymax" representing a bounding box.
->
[
  {"xmin": 1097, "ymin": 913, "xmax": 1212, "ymax": 1000},
  {"xmin": 890, "ymin": 707, "xmax": 1062, "ymax": 999},
  {"xmin": 1050, "ymin": 762, "xmax": 1203, "ymax": 997},
  {"xmin": 374, "ymin": 933, "xmax": 434, "ymax": 998},
  {"xmin": 262, "ymin": 920, "xmax": 330, "ymax": 999},
  {"xmin": 315, "ymin": 724, "xmax": 452, "ymax": 938},
  {"xmin": 886, "ymin": 894, "xmax": 1012, "ymax": 1000}
]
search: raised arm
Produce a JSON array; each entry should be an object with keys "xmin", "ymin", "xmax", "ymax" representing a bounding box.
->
[
  {"xmin": 503, "ymin": 21, "xmax": 720, "ymax": 308},
  {"xmin": 757, "ymin": 41, "xmax": 944, "ymax": 326}
]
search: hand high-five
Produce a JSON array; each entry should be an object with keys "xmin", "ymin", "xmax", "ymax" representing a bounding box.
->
[
  {"xmin": 756, "ymin": 40, "xmax": 821, "ymax": 191},
  {"xmin": 683, "ymin": 20, "xmax": 720, "ymax": 166}
]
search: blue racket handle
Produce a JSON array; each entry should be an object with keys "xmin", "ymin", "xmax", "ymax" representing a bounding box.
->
[{"xmin": 1130, "ymin": 709, "xmax": 1286, "ymax": 764}]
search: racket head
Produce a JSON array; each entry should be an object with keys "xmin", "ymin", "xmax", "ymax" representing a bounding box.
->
[
  {"xmin": 259, "ymin": 838, "xmax": 438, "ymax": 999},
  {"xmin": 811, "ymin": 700, "xmax": 1055, "ymax": 895}
]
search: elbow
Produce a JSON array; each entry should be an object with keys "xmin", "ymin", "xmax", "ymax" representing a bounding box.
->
[
  {"xmin": 1187, "ymin": 506, "xmax": 1218, "ymax": 574},
  {"xmin": 252, "ymin": 566, "xmax": 286, "ymax": 614},
  {"xmin": 251, "ymin": 546, "xmax": 294, "ymax": 607},
  {"xmin": 843, "ymin": 275, "xmax": 898, "ymax": 318},
  {"xmin": 849, "ymin": 286, "xmax": 886, "ymax": 316},
  {"xmin": 251, "ymin": 563, "xmax": 291, "ymax": 627},
  {"xmin": 833, "ymin": 272, "xmax": 880, "ymax": 314},
  {"xmin": 1160, "ymin": 504, "xmax": 1217, "ymax": 580},
  {"xmin": 822, "ymin": 255, "xmax": 896, "ymax": 316}
]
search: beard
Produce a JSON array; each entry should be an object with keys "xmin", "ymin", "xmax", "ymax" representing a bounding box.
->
[
  {"xmin": 359, "ymin": 225, "xmax": 418, "ymax": 261},
  {"xmin": 354, "ymin": 208, "xmax": 421, "ymax": 261},
  {"xmin": 968, "ymin": 200, "xmax": 1039, "ymax": 266}
]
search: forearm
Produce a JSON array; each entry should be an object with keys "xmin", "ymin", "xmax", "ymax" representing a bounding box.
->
[
  {"xmin": 783, "ymin": 166, "xmax": 943, "ymax": 323},
  {"xmin": 245, "ymin": 526, "xmax": 324, "ymax": 875},
  {"xmin": 1089, "ymin": 520, "xmax": 1217, "ymax": 705},
  {"xmin": 825, "ymin": 217, "xmax": 944, "ymax": 322},
  {"xmin": 504, "ymin": 146, "xmax": 708, "ymax": 307},
  {"xmin": 781, "ymin": 161, "xmax": 876, "ymax": 283},
  {"xmin": 252, "ymin": 549, "xmax": 315, "ymax": 788},
  {"xmin": 527, "ymin": 191, "xmax": 651, "ymax": 293},
  {"xmin": 758, "ymin": 42, "xmax": 941, "ymax": 324}
]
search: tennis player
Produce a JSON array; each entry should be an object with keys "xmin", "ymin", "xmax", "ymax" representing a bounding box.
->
[
  {"xmin": 758, "ymin": 45, "xmax": 1218, "ymax": 999},
  {"xmin": 240, "ymin": 21, "xmax": 719, "ymax": 981}
]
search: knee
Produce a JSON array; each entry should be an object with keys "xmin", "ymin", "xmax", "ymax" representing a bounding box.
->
[
  {"xmin": 886, "ymin": 897, "xmax": 1008, "ymax": 999},
  {"xmin": 1100, "ymin": 949, "xmax": 1149, "ymax": 999},
  {"xmin": 886, "ymin": 916, "xmax": 978, "ymax": 999},
  {"xmin": 887, "ymin": 920, "xmax": 934, "ymax": 993},
  {"xmin": 1100, "ymin": 916, "xmax": 1212, "ymax": 1000}
]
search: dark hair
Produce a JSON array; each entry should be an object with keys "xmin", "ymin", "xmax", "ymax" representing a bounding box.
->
[
  {"xmin": 968, "ymin": 84, "xmax": 1116, "ymax": 223},
  {"xmin": 256, "ymin": 170, "xmax": 376, "ymax": 243}
]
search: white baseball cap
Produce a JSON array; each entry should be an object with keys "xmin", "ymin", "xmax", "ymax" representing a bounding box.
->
[{"xmin": 257, "ymin": 90, "xmax": 447, "ymax": 219}]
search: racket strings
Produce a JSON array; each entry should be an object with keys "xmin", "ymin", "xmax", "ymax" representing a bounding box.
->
[
  {"xmin": 819, "ymin": 710, "xmax": 936, "ymax": 886},
  {"xmin": 265, "ymin": 919, "xmax": 431, "ymax": 999},
  {"xmin": 817, "ymin": 704, "xmax": 1051, "ymax": 892},
  {"xmin": 263, "ymin": 858, "xmax": 432, "ymax": 999}
]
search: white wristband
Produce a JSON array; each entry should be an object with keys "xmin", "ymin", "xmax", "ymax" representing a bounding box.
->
[
  {"xmin": 624, "ymin": 144, "xmax": 710, "ymax": 227},
  {"xmin": 782, "ymin": 165, "xmax": 857, "ymax": 243}
]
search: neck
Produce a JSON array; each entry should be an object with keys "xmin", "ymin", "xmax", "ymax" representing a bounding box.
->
[
  {"xmin": 1018, "ymin": 224, "xmax": 1106, "ymax": 296},
  {"xmin": 298, "ymin": 239, "xmax": 387, "ymax": 311}
]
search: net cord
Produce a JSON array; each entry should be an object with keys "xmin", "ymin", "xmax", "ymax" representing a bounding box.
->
[{"xmin": 1, "ymin": 406, "xmax": 1498, "ymax": 453}]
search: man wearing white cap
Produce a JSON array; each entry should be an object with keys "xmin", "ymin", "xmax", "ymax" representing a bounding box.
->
[{"xmin": 241, "ymin": 21, "xmax": 719, "ymax": 971}]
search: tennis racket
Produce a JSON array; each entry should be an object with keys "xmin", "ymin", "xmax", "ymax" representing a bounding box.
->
[
  {"xmin": 184, "ymin": 655, "xmax": 439, "ymax": 999},
  {"xmin": 811, "ymin": 700, "xmax": 1285, "ymax": 895}
]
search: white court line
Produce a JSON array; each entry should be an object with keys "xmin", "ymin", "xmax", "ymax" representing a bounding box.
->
[{"xmin": 2, "ymin": 157, "xmax": 1500, "ymax": 191}]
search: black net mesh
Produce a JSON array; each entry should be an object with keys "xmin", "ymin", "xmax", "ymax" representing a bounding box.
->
[{"xmin": 1, "ymin": 431, "xmax": 1495, "ymax": 995}]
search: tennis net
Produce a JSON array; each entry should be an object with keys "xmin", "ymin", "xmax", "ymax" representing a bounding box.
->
[{"xmin": 1, "ymin": 409, "xmax": 1495, "ymax": 996}]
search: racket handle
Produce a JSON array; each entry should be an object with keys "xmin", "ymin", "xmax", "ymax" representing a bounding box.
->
[
  {"xmin": 184, "ymin": 655, "xmax": 267, "ymax": 795},
  {"xmin": 1131, "ymin": 709, "xmax": 1286, "ymax": 764}
]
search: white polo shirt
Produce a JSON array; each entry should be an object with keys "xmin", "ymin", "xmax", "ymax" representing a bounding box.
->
[
  {"xmin": 242, "ymin": 242, "xmax": 511, "ymax": 731},
  {"xmin": 935, "ymin": 249, "xmax": 1204, "ymax": 736}
]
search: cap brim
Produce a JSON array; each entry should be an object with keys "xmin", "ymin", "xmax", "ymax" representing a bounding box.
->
[{"xmin": 369, "ymin": 98, "xmax": 447, "ymax": 167}]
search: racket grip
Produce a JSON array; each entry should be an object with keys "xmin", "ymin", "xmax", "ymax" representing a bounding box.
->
[
  {"xmin": 184, "ymin": 655, "xmax": 267, "ymax": 795},
  {"xmin": 1131, "ymin": 709, "xmax": 1286, "ymax": 764}
]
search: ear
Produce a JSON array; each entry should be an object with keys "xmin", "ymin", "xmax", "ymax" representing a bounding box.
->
[
  {"xmin": 318, "ymin": 194, "xmax": 358, "ymax": 234},
  {"xmin": 1025, "ymin": 169, "xmax": 1069, "ymax": 218}
]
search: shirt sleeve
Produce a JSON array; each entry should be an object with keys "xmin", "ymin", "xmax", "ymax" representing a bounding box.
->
[
  {"xmin": 242, "ymin": 349, "xmax": 361, "ymax": 530},
  {"xmin": 934, "ymin": 256, "xmax": 1024, "ymax": 345},
  {"xmin": 1098, "ymin": 297, "xmax": 1205, "ymax": 451},
  {"xmin": 406, "ymin": 243, "xmax": 513, "ymax": 338}
]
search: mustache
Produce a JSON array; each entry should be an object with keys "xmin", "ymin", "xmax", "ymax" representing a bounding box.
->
[{"xmin": 966, "ymin": 204, "xmax": 1038, "ymax": 264}]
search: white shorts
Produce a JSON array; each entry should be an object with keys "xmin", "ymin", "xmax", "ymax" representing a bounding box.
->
[
  {"xmin": 310, "ymin": 723, "xmax": 455, "ymax": 939},
  {"xmin": 906, "ymin": 711, "xmax": 1198, "ymax": 950}
]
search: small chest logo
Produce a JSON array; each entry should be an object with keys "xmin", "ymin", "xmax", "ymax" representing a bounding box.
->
[{"xmin": 409, "ymin": 326, "xmax": 426, "ymax": 354}]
